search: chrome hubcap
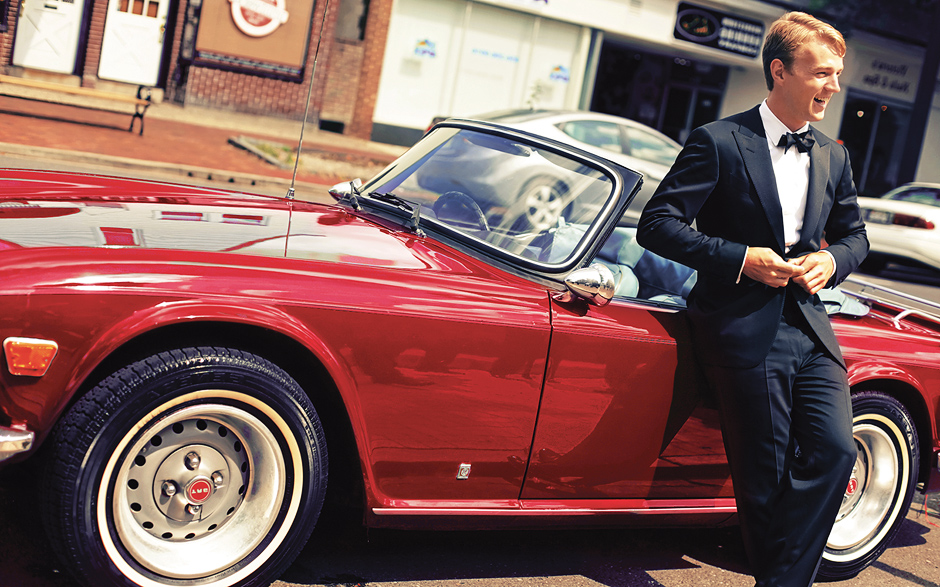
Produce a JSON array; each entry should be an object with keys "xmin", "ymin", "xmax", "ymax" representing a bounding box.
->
[
  {"xmin": 827, "ymin": 421, "xmax": 901, "ymax": 556},
  {"xmin": 108, "ymin": 400, "xmax": 288, "ymax": 579}
]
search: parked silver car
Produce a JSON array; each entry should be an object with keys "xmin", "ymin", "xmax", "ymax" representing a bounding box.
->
[{"xmin": 428, "ymin": 110, "xmax": 681, "ymax": 226}]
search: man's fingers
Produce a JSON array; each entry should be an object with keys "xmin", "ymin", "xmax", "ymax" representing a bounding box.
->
[{"xmin": 778, "ymin": 261, "xmax": 807, "ymax": 277}]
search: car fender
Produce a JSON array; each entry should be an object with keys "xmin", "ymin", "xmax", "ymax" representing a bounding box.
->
[{"xmin": 6, "ymin": 297, "xmax": 370, "ymax": 469}]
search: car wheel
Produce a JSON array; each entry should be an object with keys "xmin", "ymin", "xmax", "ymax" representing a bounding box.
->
[
  {"xmin": 818, "ymin": 391, "xmax": 919, "ymax": 580},
  {"xmin": 520, "ymin": 177, "xmax": 568, "ymax": 232},
  {"xmin": 41, "ymin": 347, "xmax": 328, "ymax": 587}
]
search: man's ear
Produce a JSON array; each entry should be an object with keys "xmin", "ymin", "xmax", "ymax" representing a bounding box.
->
[{"xmin": 770, "ymin": 58, "xmax": 787, "ymax": 84}]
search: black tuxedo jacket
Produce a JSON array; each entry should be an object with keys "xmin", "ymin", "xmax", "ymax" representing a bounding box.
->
[{"xmin": 636, "ymin": 105, "xmax": 869, "ymax": 368}]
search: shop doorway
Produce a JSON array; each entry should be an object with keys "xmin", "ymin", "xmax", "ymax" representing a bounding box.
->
[
  {"xmin": 12, "ymin": 0, "xmax": 87, "ymax": 74},
  {"xmin": 98, "ymin": 0, "xmax": 170, "ymax": 87},
  {"xmin": 838, "ymin": 91, "xmax": 912, "ymax": 196},
  {"xmin": 660, "ymin": 85, "xmax": 722, "ymax": 144},
  {"xmin": 590, "ymin": 42, "xmax": 727, "ymax": 143}
]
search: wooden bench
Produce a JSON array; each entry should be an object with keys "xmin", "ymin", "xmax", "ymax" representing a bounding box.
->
[{"xmin": 0, "ymin": 75, "xmax": 153, "ymax": 135}]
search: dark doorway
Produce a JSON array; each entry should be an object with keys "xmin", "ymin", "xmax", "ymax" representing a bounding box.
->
[
  {"xmin": 839, "ymin": 91, "xmax": 912, "ymax": 196},
  {"xmin": 590, "ymin": 41, "xmax": 728, "ymax": 144}
]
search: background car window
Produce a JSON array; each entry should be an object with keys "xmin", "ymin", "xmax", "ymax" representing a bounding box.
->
[
  {"xmin": 885, "ymin": 187, "xmax": 940, "ymax": 207},
  {"xmin": 558, "ymin": 120, "xmax": 624, "ymax": 154},
  {"xmin": 623, "ymin": 127, "xmax": 682, "ymax": 166}
]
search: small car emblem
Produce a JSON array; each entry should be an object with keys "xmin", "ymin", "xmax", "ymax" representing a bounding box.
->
[
  {"xmin": 456, "ymin": 463, "xmax": 471, "ymax": 480},
  {"xmin": 846, "ymin": 477, "xmax": 859, "ymax": 497},
  {"xmin": 187, "ymin": 478, "xmax": 214, "ymax": 504}
]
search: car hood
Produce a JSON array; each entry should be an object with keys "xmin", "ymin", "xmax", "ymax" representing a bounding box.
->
[{"xmin": 0, "ymin": 170, "xmax": 429, "ymax": 269}]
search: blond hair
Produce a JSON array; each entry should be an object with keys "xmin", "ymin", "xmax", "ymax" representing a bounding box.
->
[{"xmin": 762, "ymin": 12, "xmax": 846, "ymax": 90}]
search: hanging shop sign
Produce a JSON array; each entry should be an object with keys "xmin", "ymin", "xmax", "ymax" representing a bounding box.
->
[
  {"xmin": 673, "ymin": 2, "xmax": 764, "ymax": 59},
  {"xmin": 194, "ymin": 0, "xmax": 316, "ymax": 78},
  {"xmin": 229, "ymin": 0, "xmax": 290, "ymax": 38},
  {"xmin": 851, "ymin": 49, "xmax": 920, "ymax": 103}
]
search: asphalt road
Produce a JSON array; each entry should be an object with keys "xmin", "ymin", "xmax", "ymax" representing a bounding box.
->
[
  {"xmin": 1, "ymin": 457, "xmax": 937, "ymax": 587},
  {"xmin": 1, "ymin": 155, "xmax": 939, "ymax": 587}
]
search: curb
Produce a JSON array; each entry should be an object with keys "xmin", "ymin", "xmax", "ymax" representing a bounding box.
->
[{"xmin": 0, "ymin": 141, "xmax": 333, "ymax": 201}]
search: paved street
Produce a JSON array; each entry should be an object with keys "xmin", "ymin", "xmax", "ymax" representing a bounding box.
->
[{"xmin": 1, "ymin": 458, "xmax": 937, "ymax": 587}]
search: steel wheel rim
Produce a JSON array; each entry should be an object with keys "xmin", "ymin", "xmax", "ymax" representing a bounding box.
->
[
  {"xmin": 523, "ymin": 183, "xmax": 563, "ymax": 230},
  {"xmin": 826, "ymin": 418, "xmax": 906, "ymax": 558},
  {"xmin": 98, "ymin": 392, "xmax": 297, "ymax": 583}
]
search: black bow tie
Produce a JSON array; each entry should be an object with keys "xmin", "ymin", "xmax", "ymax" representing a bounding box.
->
[{"xmin": 777, "ymin": 131, "xmax": 814, "ymax": 153}]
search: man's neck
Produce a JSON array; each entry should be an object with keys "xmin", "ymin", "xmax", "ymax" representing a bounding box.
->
[{"xmin": 765, "ymin": 96, "xmax": 808, "ymax": 132}]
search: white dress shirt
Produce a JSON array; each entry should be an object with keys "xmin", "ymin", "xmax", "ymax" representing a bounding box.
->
[
  {"xmin": 759, "ymin": 100, "xmax": 810, "ymax": 253},
  {"xmin": 735, "ymin": 101, "xmax": 834, "ymax": 282}
]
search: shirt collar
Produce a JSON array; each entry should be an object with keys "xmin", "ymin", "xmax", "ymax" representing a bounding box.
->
[{"xmin": 759, "ymin": 100, "xmax": 810, "ymax": 149}]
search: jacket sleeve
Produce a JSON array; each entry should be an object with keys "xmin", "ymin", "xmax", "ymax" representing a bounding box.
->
[
  {"xmin": 822, "ymin": 143, "xmax": 869, "ymax": 288},
  {"xmin": 635, "ymin": 126, "xmax": 748, "ymax": 283}
]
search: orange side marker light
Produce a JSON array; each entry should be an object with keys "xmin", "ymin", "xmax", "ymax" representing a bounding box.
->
[{"xmin": 3, "ymin": 337, "xmax": 59, "ymax": 377}]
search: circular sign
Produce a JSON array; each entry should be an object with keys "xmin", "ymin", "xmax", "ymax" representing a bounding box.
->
[
  {"xmin": 228, "ymin": 0, "xmax": 290, "ymax": 38},
  {"xmin": 186, "ymin": 478, "xmax": 214, "ymax": 504},
  {"xmin": 676, "ymin": 8, "xmax": 719, "ymax": 43}
]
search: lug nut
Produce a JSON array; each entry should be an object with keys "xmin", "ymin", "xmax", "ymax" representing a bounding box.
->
[
  {"xmin": 187, "ymin": 504, "xmax": 202, "ymax": 515},
  {"xmin": 185, "ymin": 451, "xmax": 201, "ymax": 470},
  {"xmin": 162, "ymin": 481, "xmax": 177, "ymax": 497},
  {"xmin": 212, "ymin": 471, "xmax": 224, "ymax": 487}
]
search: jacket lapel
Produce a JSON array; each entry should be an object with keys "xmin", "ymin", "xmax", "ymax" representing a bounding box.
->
[
  {"xmin": 799, "ymin": 130, "xmax": 831, "ymax": 248},
  {"xmin": 734, "ymin": 122, "xmax": 786, "ymax": 253}
]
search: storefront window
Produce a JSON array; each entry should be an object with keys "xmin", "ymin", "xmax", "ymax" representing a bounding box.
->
[
  {"xmin": 337, "ymin": 0, "xmax": 369, "ymax": 41},
  {"xmin": 590, "ymin": 44, "xmax": 727, "ymax": 145}
]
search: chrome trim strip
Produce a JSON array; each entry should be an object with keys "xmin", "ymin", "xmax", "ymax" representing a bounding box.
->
[
  {"xmin": 373, "ymin": 506, "xmax": 737, "ymax": 516},
  {"xmin": 0, "ymin": 426, "xmax": 34, "ymax": 462},
  {"xmin": 845, "ymin": 276, "xmax": 940, "ymax": 316}
]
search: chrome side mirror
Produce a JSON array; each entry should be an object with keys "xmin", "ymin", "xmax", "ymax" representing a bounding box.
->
[
  {"xmin": 329, "ymin": 178, "xmax": 362, "ymax": 201},
  {"xmin": 557, "ymin": 263, "xmax": 615, "ymax": 307}
]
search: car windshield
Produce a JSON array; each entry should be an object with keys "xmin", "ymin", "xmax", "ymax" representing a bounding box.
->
[
  {"xmin": 883, "ymin": 186, "xmax": 940, "ymax": 207},
  {"xmin": 368, "ymin": 127, "xmax": 616, "ymax": 266}
]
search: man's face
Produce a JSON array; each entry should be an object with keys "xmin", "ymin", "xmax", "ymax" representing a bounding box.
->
[{"xmin": 769, "ymin": 39, "xmax": 843, "ymax": 130}]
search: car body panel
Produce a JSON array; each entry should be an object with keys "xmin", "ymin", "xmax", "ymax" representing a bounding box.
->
[{"xmin": 525, "ymin": 298, "xmax": 724, "ymax": 500}]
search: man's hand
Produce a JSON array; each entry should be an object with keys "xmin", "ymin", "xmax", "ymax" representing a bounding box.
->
[
  {"xmin": 790, "ymin": 251, "xmax": 834, "ymax": 295},
  {"xmin": 742, "ymin": 247, "xmax": 806, "ymax": 287}
]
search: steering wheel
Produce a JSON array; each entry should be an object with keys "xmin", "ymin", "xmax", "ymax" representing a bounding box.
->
[{"xmin": 432, "ymin": 191, "xmax": 489, "ymax": 231}]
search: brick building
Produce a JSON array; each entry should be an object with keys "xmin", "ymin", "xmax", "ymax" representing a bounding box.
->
[{"xmin": 0, "ymin": 0, "xmax": 391, "ymax": 139}]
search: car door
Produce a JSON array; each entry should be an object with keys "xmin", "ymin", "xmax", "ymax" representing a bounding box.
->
[{"xmin": 523, "ymin": 233, "xmax": 732, "ymax": 501}]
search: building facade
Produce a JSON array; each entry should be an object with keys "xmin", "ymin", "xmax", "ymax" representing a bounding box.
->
[
  {"xmin": 0, "ymin": 0, "xmax": 377, "ymax": 129},
  {"xmin": 372, "ymin": 0, "xmax": 940, "ymax": 196},
  {"xmin": 1, "ymin": 0, "xmax": 938, "ymax": 195}
]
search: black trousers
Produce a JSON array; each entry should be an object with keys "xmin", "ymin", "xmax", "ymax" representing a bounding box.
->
[{"xmin": 703, "ymin": 296, "xmax": 856, "ymax": 587}]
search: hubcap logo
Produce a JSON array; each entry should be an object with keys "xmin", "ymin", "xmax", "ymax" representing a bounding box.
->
[
  {"xmin": 846, "ymin": 477, "xmax": 859, "ymax": 496},
  {"xmin": 187, "ymin": 478, "xmax": 214, "ymax": 504}
]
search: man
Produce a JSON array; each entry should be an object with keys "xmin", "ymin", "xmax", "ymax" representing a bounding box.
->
[{"xmin": 636, "ymin": 12, "xmax": 868, "ymax": 587}]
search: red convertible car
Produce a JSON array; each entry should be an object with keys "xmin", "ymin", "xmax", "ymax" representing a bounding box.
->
[{"xmin": 1, "ymin": 120, "xmax": 938, "ymax": 587}]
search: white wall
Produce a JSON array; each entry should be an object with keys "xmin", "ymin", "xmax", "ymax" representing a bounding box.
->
[{"xmin": 374, "ymin": 0, "xmax": 588, "ymax": 131}]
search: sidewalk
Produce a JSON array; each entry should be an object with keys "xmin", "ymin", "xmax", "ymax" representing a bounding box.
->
[{"xmin": 0, "ymin": 90, "xmax": 407, "ymax": 198}]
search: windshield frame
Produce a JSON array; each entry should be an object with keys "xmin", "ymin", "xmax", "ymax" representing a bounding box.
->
[{"xmin": 357, "ymin": 120, "xmax": 641, "ymax": 276}]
